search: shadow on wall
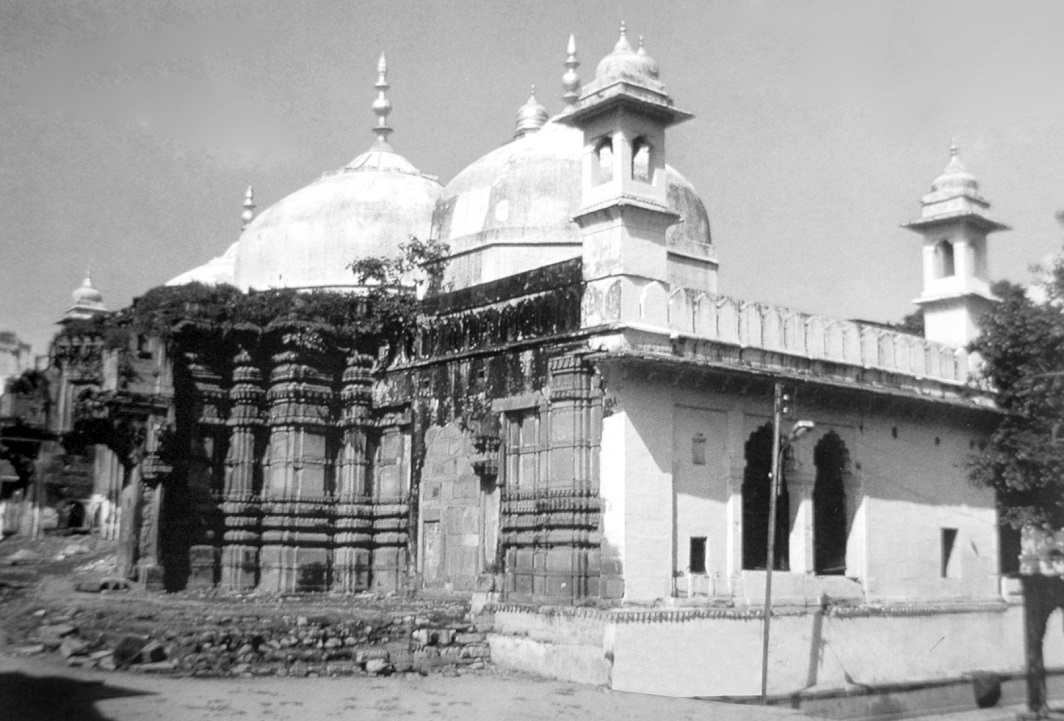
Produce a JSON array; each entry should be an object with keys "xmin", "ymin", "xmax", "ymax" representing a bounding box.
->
[{"xmin": 0, "ymin": 672, "xmax": 154, "ymax": 721}]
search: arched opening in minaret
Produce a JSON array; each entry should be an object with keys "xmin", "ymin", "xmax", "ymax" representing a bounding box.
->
[
  {"xmin": 742, "ymin": 423, "xmax": 789, "ymax": 570},
  {"xmin": 934, "ymin": 239, "xmax": 955, "ymax": 278},
  {"xmin": 631, "ymin": 137, "xmax": 652, "ymax": 183},
  {"xmin": 594, "ymin": 137, "xmax": 614, "ymax": 184},
  {"xmin": 813, "ymin": 431, "xmax": 850, "ymax": 575}
]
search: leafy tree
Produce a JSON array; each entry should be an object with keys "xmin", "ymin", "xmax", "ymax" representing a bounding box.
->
[{"xmin": 969, "ymin": 264, "xmax": 1064, "ymax": 529}]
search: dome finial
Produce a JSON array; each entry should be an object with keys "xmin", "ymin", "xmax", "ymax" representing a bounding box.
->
[
  {"xmin": 636, "ymin": 34, "xmax": 660, "ymax": 78},
  {"xmin": 371, "ymin": 52, "xmax": 394, "ymax": 149},
  {"xmin": 562, "ymin": 33, "xmax": 581, "ymax": 110},
  {"xmin": 614, "ymin": 21, "xmax": 633, "ymax": 53},
  {"xmin": 949, "ymin": 138, "xmax": 959, "ymax": 157},
  {"xmin": 514, "ymin": 83, "xmax": 549, "ymax": 138},
  {"xmin": 241, "ymin": 185, "xmax": 256, "ymax": 230}
]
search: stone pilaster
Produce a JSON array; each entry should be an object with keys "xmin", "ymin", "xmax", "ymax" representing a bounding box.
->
[
  {"xmin": 333, "ymin": 353, "xmax": 374, "ymax": 592},
  {"xmin": 185, "ymin": 352, "xmax": 228, "ymax": 588},
  {"xmin": 501, "ymin": 355, "xmax": 605, "ymax": 603},
  {"xmin": 259, "ymin": 339, "xmax": 336, "ymax": 593},
  {"xmin": 370, "ymin": 419, "xmax": 411, "ymax": 594},
  {"xmin": 220, "ymin": 349, "xmax": 265, "ymax": 590},
  {"xmin": 785, "ymin": 448, "xmax": 815, "ymax": 575}
]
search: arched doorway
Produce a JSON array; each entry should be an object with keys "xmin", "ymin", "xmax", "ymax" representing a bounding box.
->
[
  {"xmin": 813, "ymin": 432, "xmax": 849, "ymax": 575},
  {"xmin": 742, "ymin": 424, "xmax": 789, "ymax": 570}
]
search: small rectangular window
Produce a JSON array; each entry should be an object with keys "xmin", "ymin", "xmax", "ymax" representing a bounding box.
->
[
  {"xmin": 691, "ymin": 433, "xmax": 707, "ymax": 465},
  {"xmin": 689, "ymin": 537, "xmax": 707, "ymax": 574},
  {"xmin": 941, "ymin": 528, "xmax": 958, "ymax": 578}
]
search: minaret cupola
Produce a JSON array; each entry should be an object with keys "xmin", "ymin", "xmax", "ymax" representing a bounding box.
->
[
  {"xmin": 904, "ymin": 143, "xmax": 1009, "ymax": 348},
  {"xmin": 514, "ymin": 85, "xmax": 549, "ymax": 138},
  {"xmin": 63, "ymin": 270, "xmax": 107, "ymax": 322},
  {"xmin": 558, "ymin": 23, "xmax": 694, "ymax": 327}
]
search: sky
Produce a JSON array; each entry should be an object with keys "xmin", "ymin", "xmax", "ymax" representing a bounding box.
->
[{"xmin": 2, "ymin": 0, "xmax": 1063, "ymax": 358}]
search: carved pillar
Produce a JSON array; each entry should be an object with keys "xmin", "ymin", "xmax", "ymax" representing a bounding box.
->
[
  {"xmin": 184, "ymin": 352, "xmax": 228, "ymax": 588},
  {"xmin": 259, "ymin": 336, "xmax": 336, "ymax": 593},
  {"xmin": 116, "ymin": 460, "xmax": 142, "ymax": 579},
  {"xmin": 370, "ymin": 418, "xmax": 411, "ymax": 593},
  {"xmin": 333, "ymin": 353, "xmax": 374, "ymax": 592},
  {"xmin": 220, "ymin": 349, "xmax": 264, "ymax": 590}
]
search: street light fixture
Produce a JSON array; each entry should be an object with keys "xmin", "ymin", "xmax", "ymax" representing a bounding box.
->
[{"xmin": 761, "ymin": 380, "xmax": 816, "ymax": 703}]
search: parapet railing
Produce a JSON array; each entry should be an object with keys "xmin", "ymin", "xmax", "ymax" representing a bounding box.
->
[{"xmin": 666, "ymin": 289, "xmax": 976, "ymax": 385}]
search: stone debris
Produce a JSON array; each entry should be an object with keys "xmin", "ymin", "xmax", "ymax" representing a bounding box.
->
[
  {"xmin": 59, "ymin": 637, "xmax": 90, "ymax": 658},
  {"xmin": 13, "ymin": 597, "xmax": 492, "ymax": 678},
  {"xmin": 6, "ymin": 549, "xmax": 43, "ymax": 565},
  {"xmin": 365, "ymin": 658, "xmax": 392, "ymax": 675}
]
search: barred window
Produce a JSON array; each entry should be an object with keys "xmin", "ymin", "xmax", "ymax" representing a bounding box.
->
[{"xmin": 504, "ymin": 410, "xmax": 540, "ymax": 490}]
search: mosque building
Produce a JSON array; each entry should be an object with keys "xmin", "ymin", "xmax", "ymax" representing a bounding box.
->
[{"xmin": 41, "ymin": 23, "xmax": 1061, "ymax": 697}]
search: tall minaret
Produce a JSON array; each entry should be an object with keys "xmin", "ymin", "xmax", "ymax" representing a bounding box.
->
[
  {"xmin": 903, "ymin": 143, "xmax": 1009, "ymax": 347},
  {"xmin": 559, "ymin": 24, "xmax": 691, "ymax": 327}
]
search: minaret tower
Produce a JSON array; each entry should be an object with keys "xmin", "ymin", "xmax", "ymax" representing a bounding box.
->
[
  {"xmin": 904, "ymin": 143, "xmax": 1009, "ymax": 347},
  {"xmin": 559, "ymin": 24, "xmax": 691, "ymax": 327}
]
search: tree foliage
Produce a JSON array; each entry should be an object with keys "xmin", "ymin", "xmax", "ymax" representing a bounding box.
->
[{"xmin": 969, "ymin": 266, "xmax": 1064, "ymax": 528}]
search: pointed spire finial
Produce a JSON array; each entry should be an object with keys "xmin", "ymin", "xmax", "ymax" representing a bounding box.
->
[
  {"xmin": 562, "ymin": 33, "xmax": 581, "ymax": 110},
  {"xmin": 614, "ymin": 20, "xmax": 632, "ymax": 52},
  {"xmin": 371, "ymin": 51, "xmax": 393, "ymax": 149},
  {"xmin": 241, "ymin": 185, "xmax": 256, "ymax": 230}
]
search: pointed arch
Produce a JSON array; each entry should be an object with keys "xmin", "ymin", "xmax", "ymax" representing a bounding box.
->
[
  {"xmin": 631, "ymin": 136, "xmax": 652, "ymax": 183},
  {"xmin": 742, "ymin": 423, "xmax": 789, "ymax": 570},
  {"xmin": 813, "ymin": 431, "xmax": 851, "ymax": 575},
  {"xmin": 934, "ymin": 239, "xmax": 955, "ymax": 278}
]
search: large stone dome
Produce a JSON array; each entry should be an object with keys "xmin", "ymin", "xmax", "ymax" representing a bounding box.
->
[
  {"xmin": 232, "ymin": 146, "xmax": 440, "ymax": 290},
  {"xmin": 432, "ymin": 120, "xmax": 712, "ymax": 290}
]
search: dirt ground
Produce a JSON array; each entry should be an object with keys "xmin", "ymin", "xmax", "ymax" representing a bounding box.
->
[
  {"xmin": 0, "ymin": 653, "xmax": 814, "ymax": 721},
  {"xmin": 0, "ymin": 533, "xmax": 810, "ymax": 720}
]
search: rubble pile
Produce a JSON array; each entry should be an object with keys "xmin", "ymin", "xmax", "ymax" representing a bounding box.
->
[{"xmin": 14, "ymin": 603, "xmax": 493, "ymax": 678}]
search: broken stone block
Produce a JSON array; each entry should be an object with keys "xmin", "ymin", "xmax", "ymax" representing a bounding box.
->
[
  {"xmin": 112, "ymin": 635, "xmax": 149, "ymax": 668},
  {"xmin": 365, "ymin": 658, "xmax": 392, "ymax": 675},
  {"xmin": 460, "ymin": 643, "xmax": 490, "ymax": 659},
  {"xmin": 7, "ymin": 549, "xmax": 42, "ymax": 565},
  {"xmin": 100, "ymin": 576, "xmax": 130, "ymax": 591},
  {"xmin": 16, "ymin": 644, "xmax": 45, "ymax": 655},
  {"xmin": 138, "ymin": 640, "xmax": 167, "ymax": 663},
  {"xmin": 38, "ymin": 624, "xmax": 78, "ymax": 642},
  {"xmin": 60, "ymin": 638, "xmax": 90, "ymax": 658}
]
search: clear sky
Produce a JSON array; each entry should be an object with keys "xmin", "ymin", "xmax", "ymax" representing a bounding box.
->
[{"xmin": 2, "ymin": 0, "xmax": 1062, "ymax": 358}]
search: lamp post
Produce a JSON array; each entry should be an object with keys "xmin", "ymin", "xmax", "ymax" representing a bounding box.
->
[{"xmin": 760, "ymin": 380, "xmax": 814, "ymax": 703}]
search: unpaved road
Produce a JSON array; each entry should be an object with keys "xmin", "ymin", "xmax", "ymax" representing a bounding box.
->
[{"xmin": 0, "ymin": 653, "xmax": 806, "ymax": 721}]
